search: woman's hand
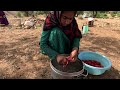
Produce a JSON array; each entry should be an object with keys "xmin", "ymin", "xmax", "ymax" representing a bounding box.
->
[
  {"xmin": 56, "ymin": 54, "xmax": 68, "ymax": 65},
  {"xmin": 69, "ymin": 47, "xmax": 79, "ymax": 62}
]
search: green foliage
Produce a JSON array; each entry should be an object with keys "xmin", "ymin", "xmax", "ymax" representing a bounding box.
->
[
  {"xmin": 96, "ymin": 12, "xmax": 108, "ymax": 18},
  {"xmin": 17, "ymin": 12, "xmax": 22, "ymax": 17},
  {"xmin": 112, "ymin": 11, "xmax": 118, "ymax": 14},
  {"xmin": 111, "ymin": 13, "xmax": 116, "ymax": 17},
  {"xmin": 99, "ymin": 11, "xmax": 108, "ymax": 13},
  {"xmin": 78, "ymin": 15, "xmax": 83, "ymax": 19},
  {"xmin": 17, "ymin": 11, "xmax": 120, "ymax": 18},
  {"xmin": 21, "ymin": 11, "xmax": 29, "ymax": 17},
  {"xmin": 34, "ymin": 11, "xmax": 43, "ymax": 15},
  {"xmin": 109, "ymin": 11, "xmax": 117, "ymax": 17},
  {"xmin": 116, "ymin": 11, "xmax": 120, "ymax": 17},
  {"xmin": 77, "ymin": 11, "xmax": 84, "ymax": 15},
  {"xmin": 19, "ymin": 11, "xmax": 49, "ymax": 17}
]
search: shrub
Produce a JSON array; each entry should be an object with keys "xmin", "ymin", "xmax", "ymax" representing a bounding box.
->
[
  {"xmin": 17, "ymin": 12, "xmax": 22, "ymax": 17},
  {"xmin": 111, "ymin": 13, "xmax": 116, "ymax": 17},
  {"xmin": 96, "ymin": 13, "xmax": 108, "ymax": 19},
  {"xmin": 116, "ymin": 11, "xmax": 120, "ymax": 17}
]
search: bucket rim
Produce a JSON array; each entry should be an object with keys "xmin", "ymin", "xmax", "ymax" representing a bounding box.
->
[{"xmin": 50, "ymin": 61, "xmax": 85, "ymax": 77}]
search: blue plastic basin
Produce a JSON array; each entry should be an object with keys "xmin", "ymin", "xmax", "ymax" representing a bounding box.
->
[{"xmin": 78, "ymin": 51, "xmax": 112, "ymax": 75}]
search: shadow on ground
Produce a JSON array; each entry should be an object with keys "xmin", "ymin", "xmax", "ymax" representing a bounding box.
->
[{"xmin": 86, "ymin": 67, "xmax": 120, "ymax": 79}]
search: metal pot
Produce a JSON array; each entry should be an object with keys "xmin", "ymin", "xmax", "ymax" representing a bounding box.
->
[{"xmin": 50, "ymin": 55, "xmax": 88, "ymax": 79}]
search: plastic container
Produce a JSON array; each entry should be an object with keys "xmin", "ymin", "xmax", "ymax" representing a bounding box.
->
[
  {"xmin": 78, "ymin": 51, "xmax": 112, "ymax": 75},
  {"xmin": 82, "ymin": 25, "xmax": 89, "ymax": 34}
]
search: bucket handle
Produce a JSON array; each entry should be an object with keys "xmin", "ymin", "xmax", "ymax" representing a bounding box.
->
[
  {"xmin": 73, "ymin": 70, "xmax": 88, "ymax": 79},
  {"xmin": 80, "ymin": 70, "xmax": 88, "ymax": 77}
]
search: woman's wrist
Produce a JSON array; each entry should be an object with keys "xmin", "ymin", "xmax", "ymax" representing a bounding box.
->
[{"xmin": 72, "ymin": 47, "xmax": 79, "ymax": 52}]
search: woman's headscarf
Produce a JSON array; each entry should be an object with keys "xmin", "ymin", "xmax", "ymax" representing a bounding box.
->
[{"xmin": 43, "ymin": 11, "xmax": 82, "ymax": 42}]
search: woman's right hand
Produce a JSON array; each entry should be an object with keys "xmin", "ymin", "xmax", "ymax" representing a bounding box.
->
[{"xmin": 56, "ymin": 54, "xmax": 68, "ymax": 65}]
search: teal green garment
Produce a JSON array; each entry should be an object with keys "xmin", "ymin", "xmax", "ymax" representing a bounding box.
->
[{"xmin": 40, "ymin": 27, "xmax": 80, "ymax": 60}]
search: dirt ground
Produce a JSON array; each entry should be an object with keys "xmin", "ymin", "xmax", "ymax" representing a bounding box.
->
[{"xmin": 0, "ymin": 16, "xmax": 120, "ymax": 79}]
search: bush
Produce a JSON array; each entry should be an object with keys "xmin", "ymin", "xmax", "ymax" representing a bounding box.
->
[
  {"xmin": 116, "ymin": 11, "xmax": 120, "ymax": 17},
  {"xmin": 111, "ymin": 13, "xmax": 116, "ymax": 17},
  {"xmin": 78, "ymin": 15, "xmax": 83, "ymax": 19},
  {"xmin": 77, "ymin": 11, "xmax": 84, "ymax": 15},
  {"xmin": 20, "ymin": 11, "xmax": 49, "ymax": 17},
  {"xmin": 22, "ymin": 11, "xmax": 29, "ymax": 17},
  {"xmin": 34, "ymin": 11, "xmax": 42, "ymax": 15},
  {"xmin": 17, "ymin": 12, "xmax": 22, "ymax": 17},
  {"xmin": 96, "ymin": 13, "xmax": 108, "ymax": 19},
  {"xmin": 34, "ymin": 11, "xmax": 49, "ymax": 15},
  {"xmin": 21, "ymin": 11, "xmax": 34, "ymax": 17}
]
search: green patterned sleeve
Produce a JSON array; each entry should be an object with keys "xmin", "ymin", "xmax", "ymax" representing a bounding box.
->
[{"xmin": 40, "ymin": 30, "xmax": 59, "ymax": 60}]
